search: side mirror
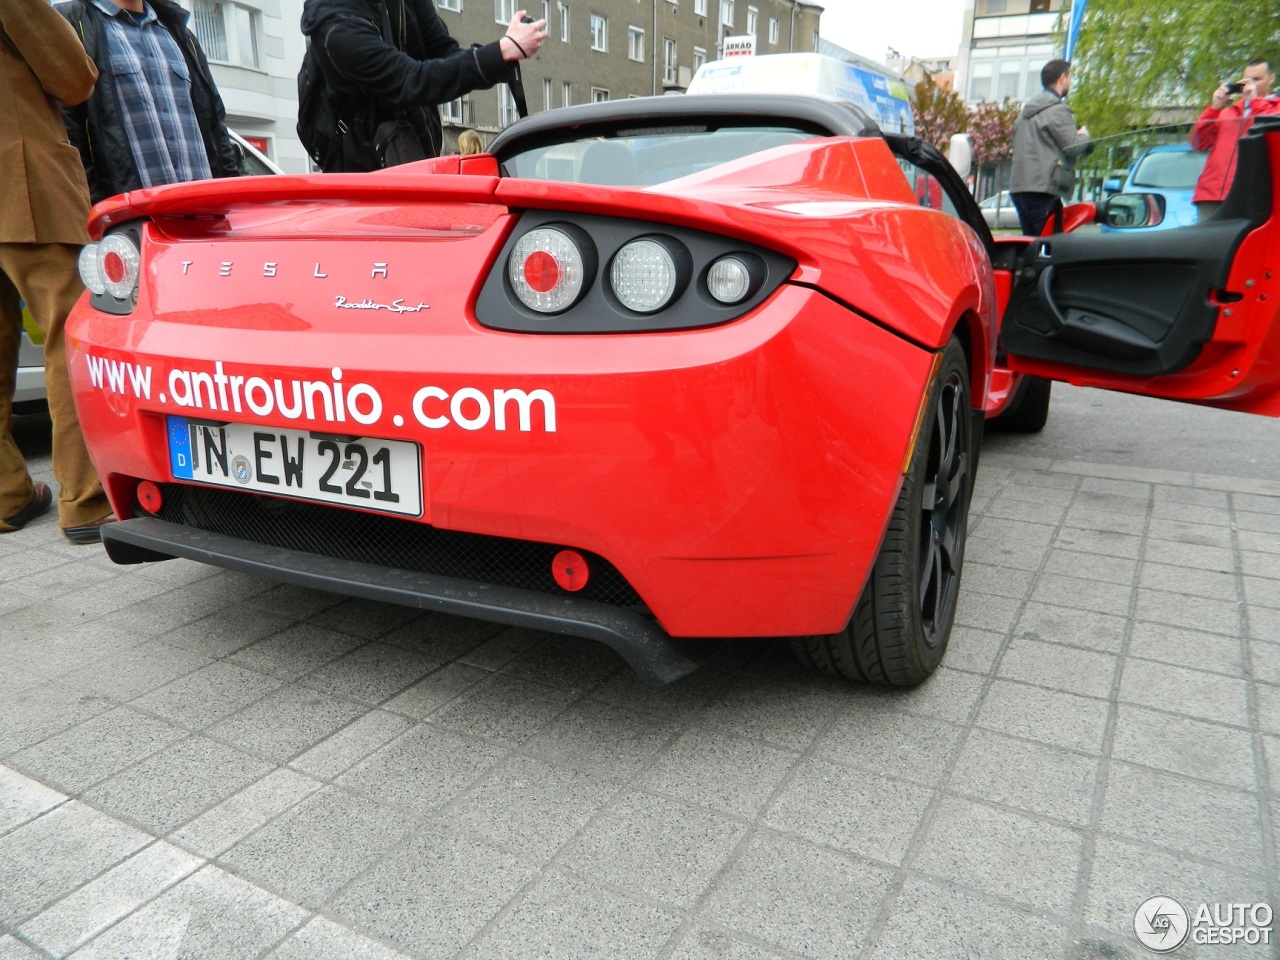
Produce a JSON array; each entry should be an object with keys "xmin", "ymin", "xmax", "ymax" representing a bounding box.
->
[
  {"xmin": 1098, "ymin": 193, "xmax": 1166, "ymax": 229},
  {"xmin": 948, "ymin": 133, "xmax": 972, "ymax": 179}
]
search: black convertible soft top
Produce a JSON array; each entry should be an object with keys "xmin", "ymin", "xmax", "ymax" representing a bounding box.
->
[{"xmin": 489, "ymin": 93, "xmax": 878, "ymax": 159}]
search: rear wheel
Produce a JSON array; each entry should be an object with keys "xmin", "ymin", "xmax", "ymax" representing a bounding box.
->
[
  {"xmin": 990, "ymin": 374, "xmax": 1051, "ymax": 433},
  {"xmin": 791, "ymin": 338, "xmax": 975, "ymax": 686}
]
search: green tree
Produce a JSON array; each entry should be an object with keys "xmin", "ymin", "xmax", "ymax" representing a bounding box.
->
[
  {"xmin": 911, "ymin": 75, "xmax": 970, "ymax": 153},
  {"xmin": 1067, "ymin": 0, "xmax": 1280, "ymax": 138}
]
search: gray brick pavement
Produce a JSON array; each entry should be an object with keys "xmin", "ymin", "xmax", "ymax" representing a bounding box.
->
[{"xmin": 0, "ymin": 446, "xmax": 1277, "ymax": 959}]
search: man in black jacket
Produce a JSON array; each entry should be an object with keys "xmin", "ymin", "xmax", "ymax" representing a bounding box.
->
[
  {"xmin": 301, "ymin": 0, "xmax": 545, "ymax": 171},
  {"xmin": 57, "ymin": 0, "xmax": 240, "ymax": 205}
]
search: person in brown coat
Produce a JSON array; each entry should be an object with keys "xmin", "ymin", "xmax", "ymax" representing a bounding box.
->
[{"xmin": 0, "ymin": 0, "xmax": 113, "ymax": 543}]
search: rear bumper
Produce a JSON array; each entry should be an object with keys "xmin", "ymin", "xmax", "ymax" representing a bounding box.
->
[
  {"xmin": 70, "ymin": 285, "xmax": 934, "ymax": 638},
  {"xmin": 105, "ymin": 517, "xmax": 701, "ymax": 685}
]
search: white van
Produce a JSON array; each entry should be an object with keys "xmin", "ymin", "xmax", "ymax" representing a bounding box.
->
[{"xmin": 687, "ymin": 53, "xmax": 915, "ymax": 136}]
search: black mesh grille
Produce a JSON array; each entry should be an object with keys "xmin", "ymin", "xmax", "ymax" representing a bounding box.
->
[{"xmin": 146, "ymin": 483, "xmax": 645, "ymax": 609}]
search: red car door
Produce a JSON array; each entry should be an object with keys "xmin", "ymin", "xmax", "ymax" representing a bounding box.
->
[{"xmin": 1000, "ymin": 117, "xmax": 1280, "ymax": 416}]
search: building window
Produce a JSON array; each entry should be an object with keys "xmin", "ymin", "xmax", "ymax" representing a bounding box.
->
[
  {"xmin": 541, "ymin": 0, "xmax": 549, "ymax": 20},
  {"xmin": 590, "ymin": 14, "xmax": 607, "ymax": 51},
  {"xmin": 436, "ymin": 0, "xmax": 461, "ymax": 11},
  {"xmin": 693, "ymin": 0, "xmax": 706, "ymax": 13},
  {"xmin": 591, "ymin": 86, "xmax": 609, "ymax": 102},
  {"xmin": 495, "ymin": 0, "xmax": 514, "ymax": 23},
  {"xmin": 562, "ymin": 80, "xmax": 572, "ymax": 107},
  {"xmin": 982, "ymin": 0, "xmax": 1006, "ymax": 11},
  {"xmin": 997, "ymin": 60, "xmax": 1021, "ymax": 100},
  {"xmin": 663, "ymin": 38, "xmax": 676, "ymax": 84},
  {"xmin": 746, "ymin": 5, "xmax": 757, "ymax": 36},
  {"xmin": 498, "ymin": 84, "xmax": 518, "ymax": 126},
  {"xmin": 768, "ymin": 17, "xmax": 777, "ymax": 44},
  {"xmin": 192, "ymin": 0, "xmax": 259, "ymax": 68},
  {"xmin": 542, "ymin": 77, "xmax": 552, "ymax": 111},
  {"xmin": 1030, "ymin": 0, "xmax": 1050, "ymax": 9},
  {"xmin": 693, "ymin": 45, "xmax": 706, "ymax": 71},
  {"xmin": 968, "ymin": 60, "xmax": 993, "ymax": 101},
  {"xmin": 558, "ymin": 2, "xmax": 569, "ymax": 40},
  {"xmin": 441, "ymin": 97, "xmax": 463, "ymax": 124},
  {"xmin": 719, "ymin": 0, "xmax": 733, "ymax": 28},
  {"xmin": 628, "ymin": 25, "xmax": 644, "ymax": 61}
]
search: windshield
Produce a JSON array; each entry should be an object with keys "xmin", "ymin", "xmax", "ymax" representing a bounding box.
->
[
  {"xmin": 1131, "ymin": 149, "xmax": 1209, "ymax": 189},
  {"xmin": 501, "ymin": 126, "xmax": 813, "ymax": 187}
]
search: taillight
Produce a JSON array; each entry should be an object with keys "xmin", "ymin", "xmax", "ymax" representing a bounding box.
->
[
  {"xmin": 509, "ymin": 226, "xmax": 592, "ymax": 313},
  {"xmin": 78, "ymin": 243, "xmax": 105, "ymax": 295},
  {"xmin": 706, "ymin": 256, "xmax": 752, "ymax": 304},
  {"xmin": 99, "ymin": 234, "xmax": 140, "ymax": 300},
  {"xmin": 78, "ymin": 227, "xmax": 142, "ymax": 314},
  {"xmin": 478, "ymin": 212, "xmax": 795, "ymax": 334},
  {"xmin": 609, "ymin": 237, "xmax": 689, "ymax": 313}
]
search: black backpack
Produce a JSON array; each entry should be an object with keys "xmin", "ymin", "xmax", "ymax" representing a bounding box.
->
[{"xmin": 296, "ymin": 40, "xmax": 344, "ymax": 171}]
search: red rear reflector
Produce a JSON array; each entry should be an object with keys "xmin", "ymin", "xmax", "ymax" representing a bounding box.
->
[
  {"xmin": 102, "ymin": 251, "xmax": 126, "ymax": 284},
  {"xmin": 552, "ymin": 549, "xmax": 589, "ymax": 592},
  {"xmin": 523, "ymin": 251, "xmax": 560, "ymax": 293},
  {"xmin": 137, "ymin": 480, "xmax": 163, "ymax": 513}
]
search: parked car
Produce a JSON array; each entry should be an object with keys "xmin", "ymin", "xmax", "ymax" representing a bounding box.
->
[
  {"xmin": 62, "ymin": 62, "xmax": 1280, "ymax": 688},
  {"xmin": 229, "ymin": 131, "xmax": 285, "ymax": 177},
  {"xmin": 1104, "ymin": 143, "xmax": 1207, "ymax": 232},
  {"xmin": 13, "ymin": 131, "xmax": 281, "ymax": 415},
  {"xmin": 979, "ymin": 190, "xmax": 1020, "ymax": 230}
]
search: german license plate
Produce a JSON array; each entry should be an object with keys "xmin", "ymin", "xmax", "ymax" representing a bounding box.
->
[{"xmin": 167, "ymin": 417, "xmax": 422, "ymax": 517}]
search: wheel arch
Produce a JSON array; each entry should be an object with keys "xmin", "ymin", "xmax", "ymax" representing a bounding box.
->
[{"xmin": 949, "ymin": 305, "xmax": 992, "ymax": 413}]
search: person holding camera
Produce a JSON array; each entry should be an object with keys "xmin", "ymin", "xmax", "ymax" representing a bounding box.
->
[
  {"xmin": 300, "ymin": 0, "xmax": 545, "ymax": 172},
  {"xmin": 1009, "ymin": 59, "xmax": 1091, "ymax": 237},
  {"xmin": 1190, "ymin": 58, "xmax": 1278, "ymax": 220}
]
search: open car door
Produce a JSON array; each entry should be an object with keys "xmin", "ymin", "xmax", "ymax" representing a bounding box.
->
[{"xmin": 1000, "ymin": 116, "xmax": 1280, "ymax": 416}]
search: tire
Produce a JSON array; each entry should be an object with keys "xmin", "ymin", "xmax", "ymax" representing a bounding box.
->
[
  {"xmin": 990, "ymin": 375, "xmax": 1052, "ymax": 433},
  {"xmin": 792, "ymin": 338, "xmax": 975, "ymax": 686}
]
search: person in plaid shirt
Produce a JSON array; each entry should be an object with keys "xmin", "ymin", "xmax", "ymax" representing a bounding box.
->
[{"xmin": 57, "ymin": 0, "xmax": 240, "ymax": 205}]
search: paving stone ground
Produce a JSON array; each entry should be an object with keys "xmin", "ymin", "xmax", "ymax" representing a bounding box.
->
[{"xmin": 1, "ymin": 435, "xmax": 1277, "ymax": 959}]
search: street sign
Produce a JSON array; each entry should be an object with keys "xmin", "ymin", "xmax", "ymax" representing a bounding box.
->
[{"xmin": 723, "ymin": 34, "xmax": 756, "ymax": 57}]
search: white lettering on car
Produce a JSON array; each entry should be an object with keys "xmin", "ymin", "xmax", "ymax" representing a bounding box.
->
[{"xmin": 86, "ymin": 355, "xmax": 556, "ymax": 433}]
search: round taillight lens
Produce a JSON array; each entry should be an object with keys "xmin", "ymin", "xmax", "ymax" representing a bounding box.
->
[
  {"xmin": 509, "ymin": 228, "xmax": 586, "ymax": 313},
  {"xmin": 707, "ymin": 256, "xmax": 753, "ymax": 305},
  {"xmin": 102, "ymin": 251, "xmax": 126, "ymax": 284},
  {"xmin": 98, "ymin": 233, "xmax": 140, "ymax": 300},
  {"xmin": 551, "ymin": 549, "xmax": 589, "ymax": 592},
  {"xmin": 78, "ymin": 242, "xmax": 105, "ymax": 295},
  {"xmin": 610, "ymin": 239, "xmax": 679, "ymax": 313}
]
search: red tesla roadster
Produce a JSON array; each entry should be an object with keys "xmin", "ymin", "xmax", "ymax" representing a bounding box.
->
[{"xmin": 65, "ymin": 95, "xmax": 1280, "ymax": 685}]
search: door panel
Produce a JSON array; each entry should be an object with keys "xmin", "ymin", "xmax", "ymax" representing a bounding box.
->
[{"xmin": 1001, "ymin": 118, "xmax": 1280, "ymax": 415}]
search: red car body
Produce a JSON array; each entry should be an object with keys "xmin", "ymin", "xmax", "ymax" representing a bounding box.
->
[{"xmin": 66, "ymin": 96, "xmax": 1280, "ymax": 684}]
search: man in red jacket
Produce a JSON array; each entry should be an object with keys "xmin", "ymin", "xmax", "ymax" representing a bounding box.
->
[{"xmin": 1190, "ymin": 58, "xmax": 1279, "ymax": 220}]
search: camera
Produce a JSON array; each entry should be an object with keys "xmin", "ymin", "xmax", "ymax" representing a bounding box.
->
[{"xmin": 1226, "ymin": 81, "xmax": 1246, "ymax": 95}]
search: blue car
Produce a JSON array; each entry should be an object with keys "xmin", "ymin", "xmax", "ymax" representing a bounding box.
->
[{"xmin": 1104, "ymin": 144, "xmax": 1207, "ymax": 231}]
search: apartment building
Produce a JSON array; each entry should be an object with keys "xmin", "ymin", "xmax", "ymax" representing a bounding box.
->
[
  {"xmin": 953, "ymin": 0, "xmax": 1068, "ymax": 107},
  {"xmin": 186, "ymin": 0, "xmax": 823, "ymax": 173}
]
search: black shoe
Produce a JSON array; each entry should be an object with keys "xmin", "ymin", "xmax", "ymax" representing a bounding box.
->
[
  {"xmin": 1, "ymin": 482, "xmax": 52, "ymax": 532},
  {"xmin": 62, "ymin": 513, "xmax": 117, "ymax": 545}
]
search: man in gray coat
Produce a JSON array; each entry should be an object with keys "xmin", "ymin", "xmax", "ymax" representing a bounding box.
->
[{"xmin": 1010, "ymin": 59, "xmax": 1091, "ymax": 236}]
